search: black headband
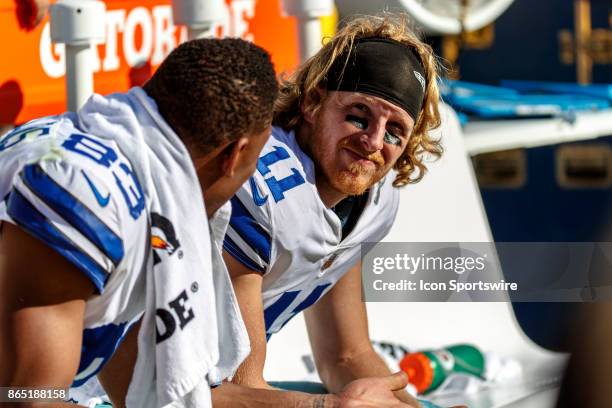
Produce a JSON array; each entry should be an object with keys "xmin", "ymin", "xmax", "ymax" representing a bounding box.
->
[{"xmin": 325, "ymin": 37, "xmax": 426, "ymax": 121}]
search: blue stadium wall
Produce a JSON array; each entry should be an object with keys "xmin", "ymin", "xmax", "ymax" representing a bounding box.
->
[
  {"xmin": 445, "ymin": 0, "xmax": 611, "ymax": 350},
  {"xmin": 455, "ymin": 0, "xmax": 611, "ymax": 84}
]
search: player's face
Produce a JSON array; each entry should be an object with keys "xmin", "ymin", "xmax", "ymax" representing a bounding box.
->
[
  {"xmin": 308, "ymin": 91, "xmax": 414, "ymax": 196},
  {"xmin": 224, "ymin": 125, "xmax": 271, "ymax": 198},
  {"xmin": 203, "ymin": 126, "xmax": 270, "ymax": 215}
]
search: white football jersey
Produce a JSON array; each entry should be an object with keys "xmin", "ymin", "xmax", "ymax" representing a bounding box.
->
[
  {"xmin": 223, "ymin": 126, "xmax": 399, "ymax": 338},
  {"xmin": 0, "ymin": 116, "xmax": 148, "ymax": 387}
]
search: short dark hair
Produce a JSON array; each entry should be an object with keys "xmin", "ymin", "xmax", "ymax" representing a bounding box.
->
[{"xmin": 144, "ymin": 38, "xmax": 278, "ymax": 154}]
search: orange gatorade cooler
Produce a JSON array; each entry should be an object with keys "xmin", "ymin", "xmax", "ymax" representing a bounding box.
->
[{"xmin": 0, "ymin": 0, "xmax": 301, "ymax": 125}]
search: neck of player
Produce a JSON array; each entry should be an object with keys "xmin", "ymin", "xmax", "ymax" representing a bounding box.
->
[{"xmin": 315, "ymin": 177, "xmax": 349, "ymax": 209}]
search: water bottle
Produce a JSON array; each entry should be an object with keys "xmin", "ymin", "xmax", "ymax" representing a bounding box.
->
[{"xmin": 399, "ymin": 344, "xmax": 485, "ymax": 394}]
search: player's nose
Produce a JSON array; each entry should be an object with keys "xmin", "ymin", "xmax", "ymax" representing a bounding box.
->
[{"xmin": 359, "ymin": 118, "xmax": 386, "ymax": 153}]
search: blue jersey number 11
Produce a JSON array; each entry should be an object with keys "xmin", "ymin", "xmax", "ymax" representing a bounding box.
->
[{"xmin": 252, "ymin": 146, "xmax": 305, "ymax": 206}]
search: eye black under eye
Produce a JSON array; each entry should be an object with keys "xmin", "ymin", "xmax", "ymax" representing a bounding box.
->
[
  {"xmin": 346, "ymin": 114, "xmax": 367, "ymax": 129},
  {"xmin": 384, "ymin": 131, "xmax": 402, "ymax": 146}
]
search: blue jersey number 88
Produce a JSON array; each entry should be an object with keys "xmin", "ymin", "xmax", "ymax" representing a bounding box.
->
[{"xmin": 62, "ymin": 134, "xmax": 145, "ymax": 220}]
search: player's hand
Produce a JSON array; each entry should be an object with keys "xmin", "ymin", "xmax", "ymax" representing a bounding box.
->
[{"xmin": 336, "ymin": 371, "xmax": 418, "ymax": 407}]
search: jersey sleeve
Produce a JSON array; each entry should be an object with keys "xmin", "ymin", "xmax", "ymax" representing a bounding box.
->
[
  {"xmin": 2, "ymin": 159, "xmax": 125, "ymax": 293},
  {"xmin": 223, "ymin": 176, "xmax": 274, "ymax": 274}
]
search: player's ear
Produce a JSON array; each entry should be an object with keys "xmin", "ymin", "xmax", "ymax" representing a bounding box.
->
[
  {"xmin": 222, "ymin": 137, "xmax": 249, "ymax": 177},
  {"xmin": 301, "ymin": 87, "xmax": 326, "ymax": 125}
]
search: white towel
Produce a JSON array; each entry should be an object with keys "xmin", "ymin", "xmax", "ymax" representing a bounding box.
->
[
  {"xmin": 76, "ymin": 88, "xmax": 249, "ymax": 407},
  {"xmin": 207, "ymin": 201, "xmax": 251, "ymax": 384}
]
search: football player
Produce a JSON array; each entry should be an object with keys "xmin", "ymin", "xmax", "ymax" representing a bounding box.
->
[
  {"xmin": 224, "ymin": 14, "xmax": 443, "ymax": 408},
  {"xmin": 0, "ymin": 38, "xmax": 276, "ymax": 407}
]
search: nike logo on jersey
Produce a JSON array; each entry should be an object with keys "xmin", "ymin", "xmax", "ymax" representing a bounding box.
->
[
  {"xmin": 82, "ymin": 170, "xmax": 110, "ymax": 207},
  {"xmin": 250, "ymin": 177, "xmax": 268, "ymax": 206}
]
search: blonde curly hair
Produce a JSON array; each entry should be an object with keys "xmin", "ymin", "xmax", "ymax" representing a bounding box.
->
[{"xmin": 273, "ymin": 13, "xmax": 443, "ymax": 187}]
